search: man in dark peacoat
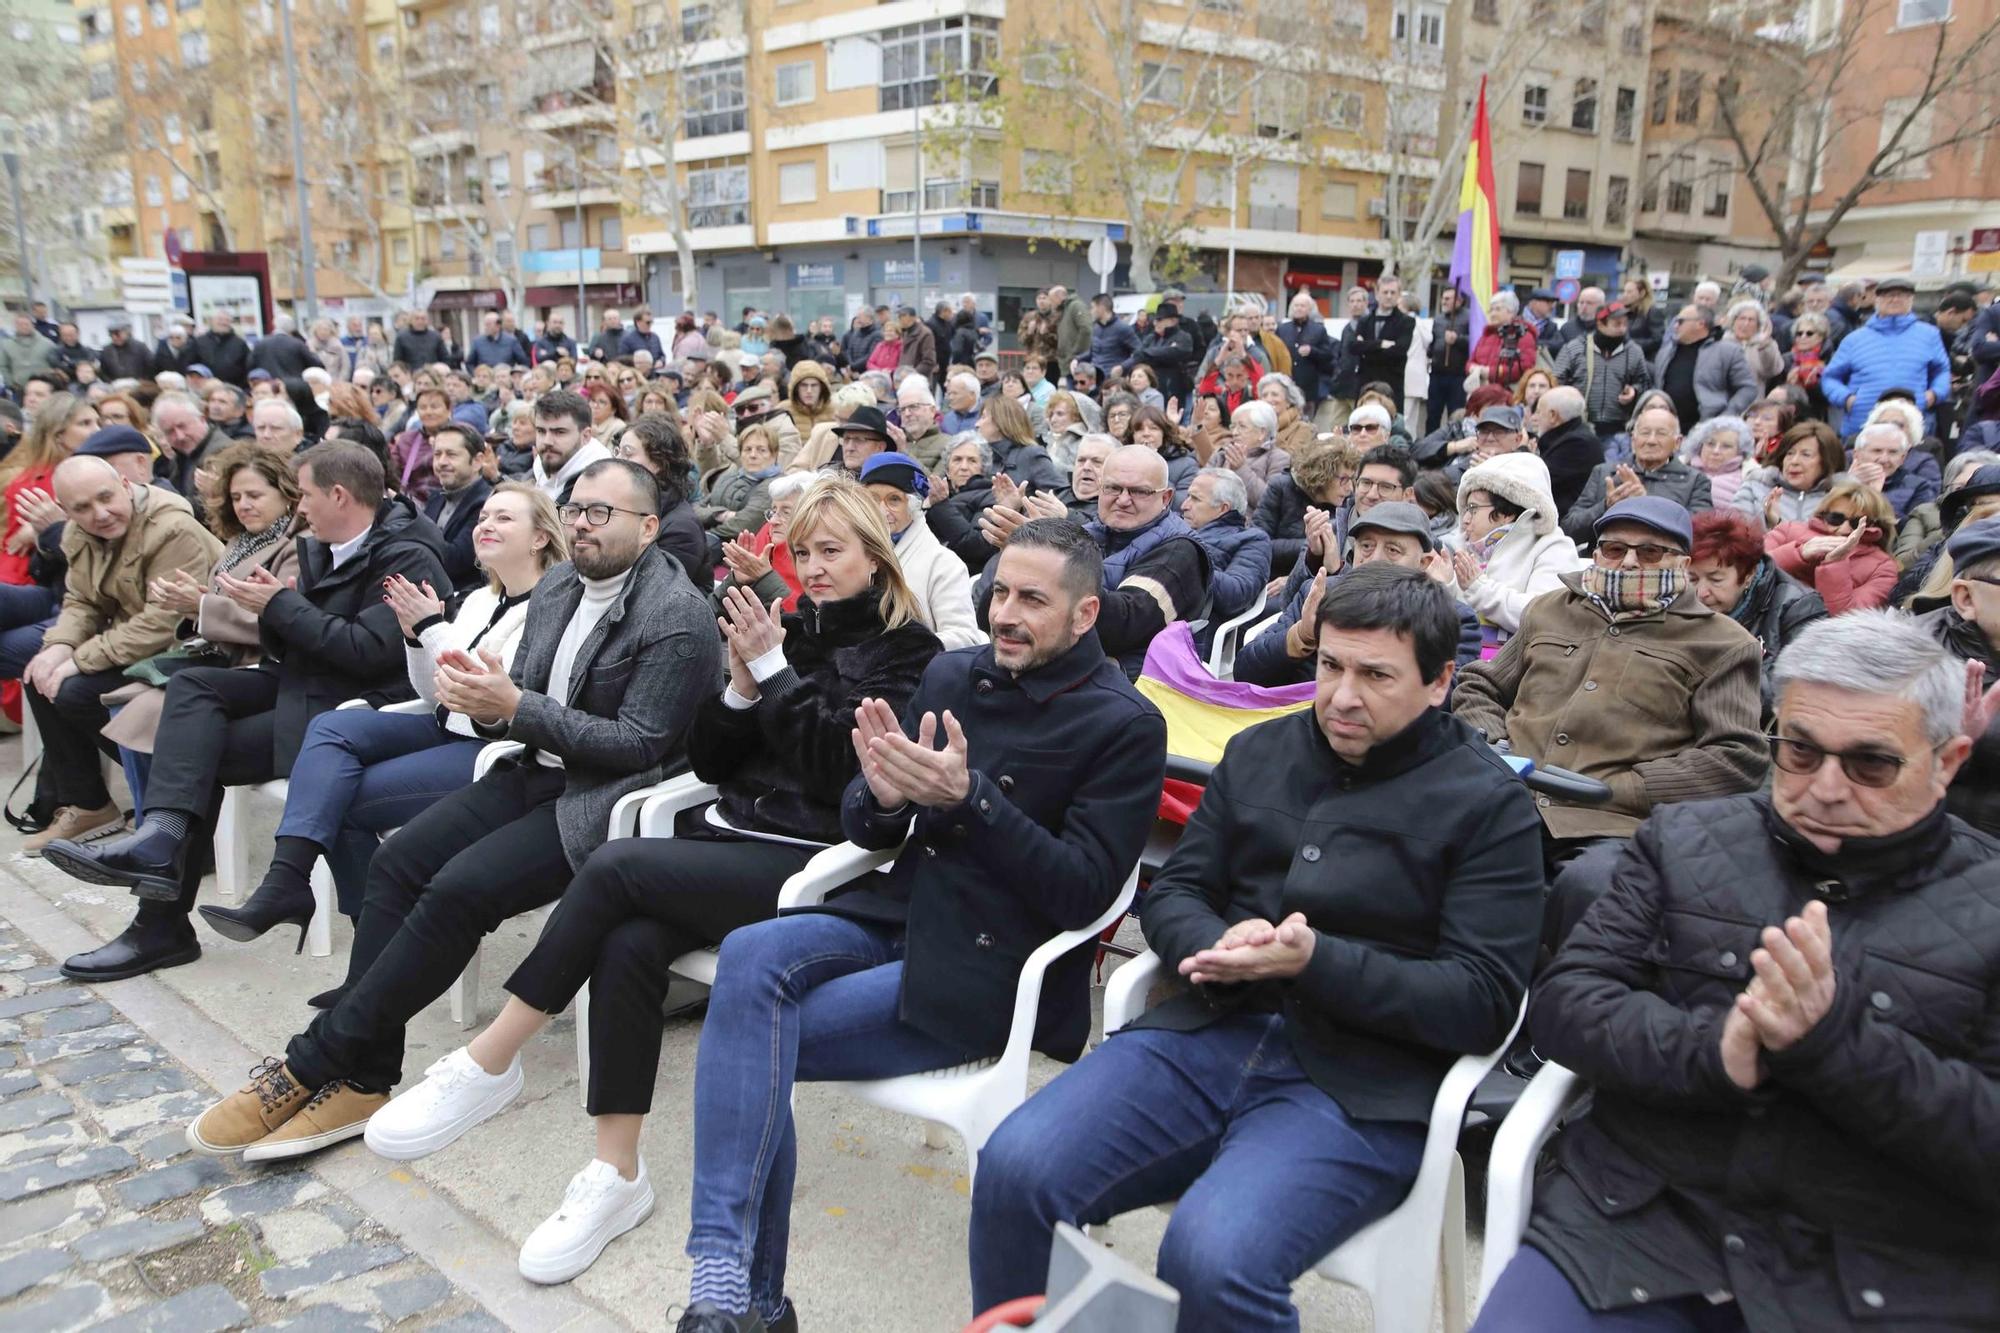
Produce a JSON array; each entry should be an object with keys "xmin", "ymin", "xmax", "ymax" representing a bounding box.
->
[{"xmin": 972, "ymin": 565, "xmax": 1544, "ymax": 1330}]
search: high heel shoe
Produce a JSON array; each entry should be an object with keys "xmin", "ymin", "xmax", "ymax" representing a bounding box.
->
[{"xmin": 198, "ymin": 881, "xmax": 317, "ymax": 954}]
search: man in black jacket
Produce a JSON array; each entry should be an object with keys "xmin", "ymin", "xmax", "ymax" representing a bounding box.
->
[
  {"xmin": 391, "ymin": 310, "xmax": 446, "ymax": 369},
  {"xmin": 1476, "ymin": 610, "xmax": 2000, "ymax": 1333},
  {"xmin": 421, "ymin": 422, "xmax": 494, "ymax": 591},
  {"xmin": 45, "ymin": 442, "xmax": 451, "ymax": 981},
  {"xmin": 190, "ymin": 312, "xmax": 252, "ymax": 388},
  {"xmin": 974, "ymin": 566, "xmax": 1543, "ymax": 1330},
  {"xmin": 186, "ymin": 461, "xmax": 717, "ymax": 1164},
  {"xmin": 1277, "ymin": 291, "xmax": 1337, "ymax": 418},
  {"xmin": 668, "ymin": 520, "xmax": 1164, "ymax": 1333},
  {"xmin": 251, "ymin": 315, "xmax": 317, "ymax": 380},
  {"xmin": 96, "ymin": 321, "xmax": 153, "ymax": 381},
  {"xmin": 1355, "ymin": 274, "xmax": 1415, "ymax": 393},
  {"xmin": 1123, "ymin": 301, "xmax": 1196, "ymax": 405},
  {"xmin": 1919, "ymin": 516, "xmax": 2000, "ymax": 836}
]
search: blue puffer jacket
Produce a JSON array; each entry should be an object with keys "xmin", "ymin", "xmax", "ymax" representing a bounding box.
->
[
  {"xmin": 1822, "ymin": 313, "xmax": 1951, "ymax": 434},
  {"xmin": 1189, "ymin": 511, "xmax": 1272, "ymax": 622}
]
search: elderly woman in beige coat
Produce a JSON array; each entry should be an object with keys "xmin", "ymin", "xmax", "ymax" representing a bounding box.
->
[{"xmin": 100, "ymin": 442, "xmax": 303, "ymax": 786}]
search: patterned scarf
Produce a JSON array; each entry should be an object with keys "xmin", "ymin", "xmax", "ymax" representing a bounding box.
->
[
  {"xmin": 1579, "ymin": 564, "xmax": 1682, "ymax": 620},
  {"xmin": 211, "ymin": 513, "xmax": 293, "ymax": 590}
]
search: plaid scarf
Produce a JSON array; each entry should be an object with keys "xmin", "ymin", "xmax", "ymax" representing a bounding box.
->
[{"xmin": 1579, "ymin": 564, "xmax": 1682, "ymax": 620}]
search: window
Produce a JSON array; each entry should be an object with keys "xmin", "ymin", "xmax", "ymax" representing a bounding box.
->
[
  {"xmin": 486, "ymin": 153, "xmax": 510, "ymax": 194},
  {"xmin": 376, "ymin": 32, "xmax": 394, "ymax": 64},
  {"xmin": 1613, "ymin": 86, "xmax": 1636, "ymax": 142},
  {"xmin": 144, "ymin": 173, "xmax": 162, "ymax": 205},
  {"xmin": 1329, "ymin": 0, "xmax": 1367, "ymax": 36},
  {"xmin": 439, "ymin": 231, "xmax": 457, "ymax": 260},
  {"xmin": 1418, "ymin": 3, "xmax": 1446, "ymax": 48},
  {"xmin": 479, "ymin": 2, "xmax": 500, "ymax": 41},
  {"xmin": 147, "ymin": 0, "xmax": 166, "ymax": 26},
  {"xmin": 560, "ymin": 218, "xmax": 582, "ymax": 248},
  {"xmin": 685, "ymin": 58, "xmax": 746, "ymax": 138},
  {"xmin": 179, "ymin": 30, "xmax": 209, "ymax": 66},
  {"xmin": 1571, "ymin": 79, "xmax": 1598, "ymax": 133},
  {"xmin": 130, "ymin": 62, "xmax": 147, "ymax": 91},
  {"xmin": 1473, "ymin": 0, "xmax": 1497, "ymax": 18},
  {"xmin": 386, "ymin": 165, "xmax": 405, "ymax": 201},
  {"xmin": 1641, "ymin": 154, "xmax": 1660, "ymax": 211},
  {"xmin": 494, "ymin": 235, "xmax": 515, "ymax": 270},
  {"xmin": 1195, "ymin": 166, "xmax": 1231, "ymax": 210},
  {"xmin": 1137, "ymin": 162, "xmax": 1180, "ymax": 205},
  {"xmin": 687, "ymin": 162, "xmax": 750, "ymax": 227},
  {"xmin": 123, "ymin": 6, "xmax": 140, "ymax": 36},
  {"xmin": 1516, "ymin": 161, "xmax": 1544, "ymax": 215},
  {"xmin": 89, "ymin": 66, "xmax": 115, "ymax": 99},
  {"xmin": 1021, "ymin": 44, "xmax": 1061, "ymax": 87},
  {"xmin": 1705, "ymin": 164, "xmax": 1730, "ymax": 217},
  {"xmin": 1666, "ymin": 155, "xmax": 1694, "ymax": 213},
  {"xmin": 1522, "ymin": 81, "xmax": 1548, "ymax": 126},
  {"xmin": 1897, "ymin": 0, "xmax": 1950, "ymax": 22},
  {"xmin": 1579, "ymin": 2, "xmax": 1604, "ymax": 38},
  {"xmin": 1605, "ymin": 174, "xmax": 1629, "ymax": 226},
  {"xmin": 1323, "ymin": 89, "xmax": 1365, "ymax": 132},
  {"xmin": 774, "ymin": 60, "xmax": 813, "ymax": 106},
  {"xmin": 1394, "ymin": 2, "xmax": 1445, "ymax": 58},
  {"xmin": 778, "ymin": 160, "xmax": 816, "ymax": 203},
  {"xmin": 1563, "ymin": 168, "xmax": 1590, "ymax": 220},
  {"xmin": 1141, "ymin": 62, "xmax": 1185, "ymax": 105},
  {"xmin": 1022, "ymin": 149, "xmax": 1073, "ymax": 195},
  {"xmin": 200, "ymin": 150, "xmax": 219, "ymax": 189},
  {"xmin": 1622, "ymin": 21, "xmax": 1645, "ymax": 53},
  {"xmin": 522, "ymin": 149, "xmax": 544, "ymax": 189},
  {"xmin": 827, "ymin": 140, "xmax": 882, "ymax": 192},
  {"xmin": 164, "ymin": 113, "xmax": 182, "ymax": 144},
  {"xmin": 1649, "ymin": 70, "xmax": 1669, "ymax": 126},
  {"xmin": 1389, "ymin": 89, "xmax": 1440, "ymax": 153},
  {"xmin": 1321, "ymin": 180, "xmax": 1358, "ymax": 218},
  {"xmin": 877, "ymin": 16, "xmax": 1000, "ymax": 112},
  {"xmin": 392, "ymin": 235, "xmax": 410, "ymax": 264},
  {"xmin": 476, "ymin": 82, "xmax": 501, "ymax": 118},
  {"xmin": 525, "ymin": 222, "xmax": 550, "ymax": 250},
  {"xmin": 1676, "ymin": 71, "xmax": 1702, "ymax": 124},
  {"xmin": 171, "ymin": 172, "xmax": 189, "ymax": 201},
  {"xmin": 1878, "ymin": 96, "xmax": 1935, "ymax": 178},
  {"xmin": 600, "ymin": 216, "xmax": 622, "ymax": 249},
  {"xmin": 1713, "ymin": 76, "xmax": 1738, "ymax": 129},
  {"xmin": 1255, "ymin": 73, "xmax": 1308, "ymax": 139}
]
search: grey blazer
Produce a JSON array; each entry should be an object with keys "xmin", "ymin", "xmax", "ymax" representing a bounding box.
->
[
  {"xmin": 493, "ymin": 545, "xmax": 721, "ymax": 868},
  {"xmin": 1651, "ymin": 337, "xmax": 1759, "ymax": 420}
]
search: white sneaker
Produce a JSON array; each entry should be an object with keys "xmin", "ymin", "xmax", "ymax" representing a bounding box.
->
[
  {"xmin": 518, "ymin": 1158, "xmax": 655, "ymax": 1285},
  {"xmin": 363, "ymin": 1047, "xmax": 522, "ymax": 1161}
]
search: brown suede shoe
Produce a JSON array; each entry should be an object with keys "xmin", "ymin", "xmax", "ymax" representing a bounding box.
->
[
  {"xmin": 186, "ymin": 1058, "xmax": 310, "ymax": 1156},
  {"xmin": 23, "ymin": 803, "xmax": 121, "ymax": 856},
  {"xmin": 242, "ymin": 1081, "xmax": 388, "ymax": 1162}
]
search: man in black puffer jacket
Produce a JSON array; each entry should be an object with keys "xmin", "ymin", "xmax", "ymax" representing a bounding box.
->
[
  {"xmin": 1476, "ymin": 610, "xmax": 2000, "ymax": 1333},
  {"xmin": 1917, "ymin": 515, "xmax": 2000, "ymax": 836}
]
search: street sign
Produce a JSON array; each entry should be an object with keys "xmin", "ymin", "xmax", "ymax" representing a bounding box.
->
[
  {"xmin": 1088, "ymin": 236, "xmax": 1118, "ymax": 275},
  {"xmin": 1554, "ymin": 278, "xmax": 1580, "ymax": 303},
  {"xmin": 1911, "ymin": 229, "xmax": 1950, "ymax": 280},
  {"xmin": 1554, "ymin": 250, "xmax": 1585, "ymax": 281},
  {"xmin": 119, "ymin": 258, "xmax": 174, "ymax": 315}
]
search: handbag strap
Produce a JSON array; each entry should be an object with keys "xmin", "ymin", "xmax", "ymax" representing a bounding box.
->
[{"xmin": 3, "ymin": 753, "xmax": 43, "ymax": 834}]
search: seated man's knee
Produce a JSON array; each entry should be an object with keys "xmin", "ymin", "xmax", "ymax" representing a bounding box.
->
[
  {"xmin": 1547, "ymin": 838, "xmax": 1626, "ymax": 953},
  {"xmin": 594, "ymin": 917, "xmax": 675, "ymax": 984},
  {"xmin": 1156, "ymin": 1201, "xmax": 1284, "ymax": 1316}
]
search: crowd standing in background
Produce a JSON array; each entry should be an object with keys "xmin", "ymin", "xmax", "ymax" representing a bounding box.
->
[{"xmin": 1, "ymin": 264, "xmax": 1997, "ymax": 1333}]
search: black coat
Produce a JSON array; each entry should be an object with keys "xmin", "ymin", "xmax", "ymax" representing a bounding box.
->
[
  {"xmin": 421, "ymin": 476, "xmax": 492, "ymax": 592},
  {"xmin": 929, "ymin": 475, "xmax": 997, "ymax": 574},
  {"xmin": 1920, "ymin": 605, "xmax": 2000, "ymax": 836},
  {"xmin": 256, "ymin": 495, "xmax": 452, "ymax": 768},
  {"xmin": 251, "ymin": 332, "xmax": 316, "ymax": 380},
  {"xmin": 1125, "ymin": 325, "xmax": 1196, "ymax": 404},
  {"xmin": 687, "ymin": 592, "xmax": 940, "ymax": 843},
  {"xmin": 655, "ymin": 494, "xmax": 713, "ymax": 595},
  {"xmin": 1253, "ymin": 471, "xmax": 1319, "ymax": 574},
  {"xmin": 1734, "ymin": 559, "xmax": 1826, "ymax": 724},
  {"xmin": 1527, "ymin": 795, "xmax": 2000, "ymax": 1331},
  {"xmin": 1354, "ymin": 307, "xmax": 1415, "ymax": 392},
  {"xmin": 1137, "ymin": 708, "xmax": 1542, "ymax": 1122},
  {"xmin": 189, "ymin": 330, "xmax": 252, "ymax": 387},
  {"xmin": 1536, "ymin": 417, "xmax": 1607, "ymax": 522},
  {"xmin": 1276, "ymin": 317, "xmax": 1338, "ymax": 401},
  {"xmin": 392, "ymin": 327, "xmax": 445, "ymax": 368},
  {"xmin": 97, "ymin": 337, "xmax": 153, "ymax": 382},
  {"xmin": 832, "ymin": 634, "xmax": 1167, "ymax": 1061}
]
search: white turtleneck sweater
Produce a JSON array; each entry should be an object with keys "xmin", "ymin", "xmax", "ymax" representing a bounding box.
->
[{"xmin": 534, "ymin": 567, "xmax": 628, "ymax": 768}]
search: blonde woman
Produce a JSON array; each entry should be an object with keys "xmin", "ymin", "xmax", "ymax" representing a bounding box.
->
[
  {"xmin": 198, "ymin": 483, "xmax": 567, "ymax": 943},
  {"xmin": 363, "ymin": 477, "xmax": 944, "ymax": 1286}
]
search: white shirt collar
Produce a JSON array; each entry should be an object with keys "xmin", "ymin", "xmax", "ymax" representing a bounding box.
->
[{"xmin": 329, "ymin": 526, "xmax": 370, "ymax": 568}]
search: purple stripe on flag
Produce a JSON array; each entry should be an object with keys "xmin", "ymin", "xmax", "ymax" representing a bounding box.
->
[{"xmin": 1140, "ymin": 623, "xmax": 1316, "ymax": 708}]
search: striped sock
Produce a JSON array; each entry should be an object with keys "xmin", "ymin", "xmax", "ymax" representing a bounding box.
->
[
  {"xmin": 761, "ymin": 1295, "xmax": 792, "ymax": 1328},
  {"xmin": 143, "ymin": 810, "xmax": 190, "ymax": 841},
  {"xmin": 690, "ymin": 1255, "xmax": 752, "ymax": 1316}
]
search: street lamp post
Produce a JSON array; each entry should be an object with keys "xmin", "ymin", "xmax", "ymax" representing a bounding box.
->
[
  {"xmin": 571, "ymin": 139, "xmax": 586, "ymax": 341},
  {"xmin": 278, "ymin": 0, "xmax": 318, "ymax": 321},
  {"xmin": 910, "ymin": 82, "xmax": 921, "ymax": 308}
]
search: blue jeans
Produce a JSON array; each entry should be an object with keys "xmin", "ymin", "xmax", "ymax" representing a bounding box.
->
[
  {"xmin": 686, "ymin": 913, "xmax": 977, "ymax": 1314},
  {"xmin": 1473, "ymin": 1246, "xmax": 1747, "ymax": 1333},
  {"xmin": 970, "ymin": 1014, "xmax": 1426, "ymax": 1332},
  {"xmin": 0, "ymin": 582, "xmax": 59, "ymax": 679},
  {"xmin": 276, "ymin": 707, "xmax": 483, "ymax": 917}
]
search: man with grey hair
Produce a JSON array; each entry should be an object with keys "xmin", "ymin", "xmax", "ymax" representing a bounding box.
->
[
  {"xmin": 1531, "ymin": 384, "xmax": 1604, "ymax": 518},
  {"xmin": 1477, "ymin": 609, "xmax": 2000, "ymax": 1333},
  {"xmin": 153, "ymin": 390, "xmax": 231, "ymax": 516},
  {"xmin": 252, "ymin": 312, "xmax": 317, "ymax": 380},
  {"xmin": 893, "ymin": 375, "xmax": 946, "ymax": 469},
  {"xmin": 251, "ymin": 396, "xmax": 306, "ymax": 453},
  {"xmin": 1182, "ymin": 466, "xmax": 1270, "ymax": 622},
  {"xmin": 941, "ymin": 372, "xmax": 982, "ymax": 434}
]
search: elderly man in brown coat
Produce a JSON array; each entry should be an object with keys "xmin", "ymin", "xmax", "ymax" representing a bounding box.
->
[{"xmin": 1452, "ymin": 494, "xmax": 1768, "ymax": 950}]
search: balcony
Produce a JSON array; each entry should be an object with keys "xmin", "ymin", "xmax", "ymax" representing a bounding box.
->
[
  {"xmin": 409, "ymin": 129, "xmax": 474, "ymax": 157},
  {"xmin": 1247, "ymin": 204, "xmax": 1300, "ymax": 231},
  {"xmin": 521, "ymin": 98, "xmax": 614, "ymax": 133}
]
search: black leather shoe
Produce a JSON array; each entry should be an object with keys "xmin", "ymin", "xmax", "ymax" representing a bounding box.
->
[
  {"xmin": 674, "ymin": 1305, "xmax": 765, "ymax": 1333},
  {"xmin": 42, "ymin": 824, "xmax": 187, "ymax": 902},
  {"xmin": 61, "ymin": 915, "xmax": 201, "ymax": 982},
  {"xmin": 200, "ymin": 880, "xmax": 316, "ymax": 953},
  {"xmin": 769, "ymin": 1300, "xmax": 797, "ymax": 1333},
  {"xmin": 306, "ymin": 984, "xmax": 347, "ymax": 1010}
]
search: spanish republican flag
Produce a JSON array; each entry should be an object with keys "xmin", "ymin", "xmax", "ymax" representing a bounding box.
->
[{"xmin": 1448, "ymin": 75, "xmax": 1500, "ymax": 346}]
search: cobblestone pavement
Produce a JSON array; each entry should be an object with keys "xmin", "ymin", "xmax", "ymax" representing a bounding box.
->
[{"xmin": 0, "ymin": 912, "xmax": 505, "ymax": 1333}]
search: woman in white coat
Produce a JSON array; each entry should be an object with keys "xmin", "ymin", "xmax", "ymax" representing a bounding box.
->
[
  {"xmin": 1432, "ymin": 451, "xmax": 1585, "ymax": 657},
  {"xmin": 857, "ymin": 451, "xmax": 987, "ymax": 650}
]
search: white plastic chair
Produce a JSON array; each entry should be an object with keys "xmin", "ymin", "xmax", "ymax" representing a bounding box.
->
[
  {"xmin": 1102, "ymin": 950, "xmax": 1526, "ymax": 1333},
  {"xmin": 810, "ymin": 850, "xmax": 1140, "ymax": 1184},
  {"xmin": 572, "ymin": 770, "xmax": 719, "ymax": 1105},
  {"xmin": 1204, "ymin": 591, "xmax": 1268, "ymax": 680},
  {"xmin": 1477, "ymin": 1061, "xmax": 1584, "ymax": 1305}
]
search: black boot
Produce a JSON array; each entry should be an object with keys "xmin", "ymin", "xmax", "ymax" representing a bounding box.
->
[
  {"xmin": 43, "ymin": 822, "xmax": 189, "ymax": 902},
  {"xmin": 199, "ymin": 880, "xmax": 317, "ymax": 952},
  {"xmin": 61, "ymin": 912, "xmax": 200, "ymax": 982}
]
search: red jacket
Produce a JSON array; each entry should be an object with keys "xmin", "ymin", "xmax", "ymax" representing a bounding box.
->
[
  {"xmin": 744, "ymin": 519, "xmax": 803, "ymax": 612},
  {"xmin": 1195, "ymin": 358, "xmax": 1263, "ymax": 415},
  {"xmin": 1766, "ymin": 517, "xmax": 1898, "ymax": 614},
  {"xmin": 0, "ymin": 464, "xmax": 55, "ymax": 586},
  {"xmin": 1469, "ymin": 319, "xmax": 1538, "ymax": 387}
]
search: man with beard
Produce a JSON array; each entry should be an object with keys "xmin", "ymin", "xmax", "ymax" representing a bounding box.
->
[
  {"xmin": 671, "ymin": 519, "xmax": 1165, "ymax": 1333},
  {"xmin": 529, "ymin": 389, "xmax": 612, "ymax": 505}
]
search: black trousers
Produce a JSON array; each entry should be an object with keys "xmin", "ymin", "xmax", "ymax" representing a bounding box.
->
[
  {"xmin": 25, "ymin": 667, "xmax": 132, "ymax": 811},
  {"xmin": 285, "ymin": 760, "xmax": 574, "ymax": 1092},
  {"xmin": 1542, "ymin": 835, "xmax": 1624, "ymax": 960},
  {"xmin": 504, "ymin": 822, "xmax": 815, "ymax": 1116}
]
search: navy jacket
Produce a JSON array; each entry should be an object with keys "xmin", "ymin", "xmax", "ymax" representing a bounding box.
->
[
  {"xmin": 1276, "ymin": 316, "xmax": 1338, "ymax": 401},
  {"xmin": 421, "ymin": 476, "xmax": 492, "ymax": 591},
  {"xmin": 831, "ymin": 635, "xmax": 1166, "ymax": 1062},
  {"xmin": 1190, "ymin": 511, "xmax": 1272, "ymax": 622},
  {"xmin": 1088, "ymin": 316, "xmax": 1139, "ymax": 376},
  {"xmin": 618, "ymin": 327, "xmax": 665, "ymax": 360},
  {"xmin": 466, "ymin": 333, "xmax": 527, "ymax": 370}
]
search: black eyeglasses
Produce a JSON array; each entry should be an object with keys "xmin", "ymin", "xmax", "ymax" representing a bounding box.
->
[
  {"xmin": 559, "ymin": 502, "xmax": 651, "ymax": 527},
  {"xmin": 1595, "ymin": 540, "xmax": 1684, "ymax": 566},
  {"xmin": 1817, "ymin": 510, "xmax": 1862, "ymax": 529},
  {"xmin": 1767, "ymin": 732, "xmax": 1937, "ymax": 788}
]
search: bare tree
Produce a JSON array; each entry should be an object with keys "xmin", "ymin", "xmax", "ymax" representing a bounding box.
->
[{"xmin": 1698, "ymin": 0, "xmax": 2000, "ymax": 289}]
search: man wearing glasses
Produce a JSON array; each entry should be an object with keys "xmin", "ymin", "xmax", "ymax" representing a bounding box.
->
[
  {"xmin": 1562, "ymin": 402, "xmax": 1713, "ymax": 545},
  {"xmin": 1474, "ymin": 611, "xmax": 1999, "ymax": 1333},
  {"xmin": 1453, "ymin": 496, "xmax": 1767, "ymax": 947},
  {"xmin": 1919, "ymin": 516, "xmax": 2000, "ymax": 836},
  {"xmin": 185, "ymin": 458, "xmax": 719, "ymax": 1163}
]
